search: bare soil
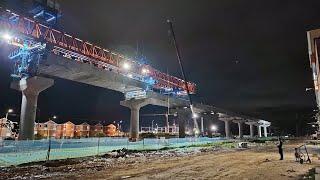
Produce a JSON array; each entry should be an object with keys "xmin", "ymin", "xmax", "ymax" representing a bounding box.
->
[{"xmin": 1, "ymin": 141, "xmax": 319, "ymax": 180}]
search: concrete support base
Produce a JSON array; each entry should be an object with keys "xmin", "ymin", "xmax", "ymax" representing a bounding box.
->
[{"xmin": 11, "ymin": 76, "xmax": 54, "ymax": 140}]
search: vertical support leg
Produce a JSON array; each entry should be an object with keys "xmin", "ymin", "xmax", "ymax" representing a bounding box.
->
[
  {"xmin": 224, "ymin": 120, "xmax": 231, "ymax": 138},
  {"xmin": 238, "ymin": 122, "xmax": 243, "ymax": 138},
  {"xmin": 264, "ymin": 126, "xmax": 268, "ymax": 137},
  {"xmin": 130, "ymin": 106, "xmax": 140, "ymax": 141},
  {"xmin": 11, "ymin": 77, "xmax": 54, "ymax": 140},
  {"xmin": 178, "ymin": 115, "xmax": 186, "ymax": 138},
  {"xmin": 250, "ymin": 124, "xmax": 254, "ymax": 138},
  {"xmin": 200, "ymin": 117, "xmax": 204, "ymax": 136},
  {"xmin": 258, "ymin": 125, "xmax": 262, "ymax": 138},
  {"xmin": 19, "ymin": 92, "xmax": 38, "ymax": 140}
]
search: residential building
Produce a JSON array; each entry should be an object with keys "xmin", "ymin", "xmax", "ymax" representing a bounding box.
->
[
  {"xmin": 75, "ymin": 122, "xmax": 90, "ymax": 138},
  {"xmin": 89, "ymin": 123, "xmax": 103, "ymax": 137},
  {"xmin": 104, "ymin": 124, "xmax": 117, "ymax": 136}
]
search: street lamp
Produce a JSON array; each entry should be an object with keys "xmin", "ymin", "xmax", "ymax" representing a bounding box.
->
[
  {"xmin": 306, "ymin": 88, "xmax": 314, "ymax": 92},
  {"xmin": 151, "ymin": 120, "xmax": 154, "ymax": 132},
  {"xmin": 5, "ymin": 109, "xmax": 13, "ymax": 119}
]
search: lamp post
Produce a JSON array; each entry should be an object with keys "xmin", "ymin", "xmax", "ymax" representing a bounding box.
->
[
  {"xmin": 47, "ymin": 115, "xmax": 57, "ymax": 138},
  {"xmin": 211, "ymin": 125, "xmax": 217, "ymax": 137},
  {"xmin": 5, "ymin": 109, "xmax": 13, "ymax": 119}
]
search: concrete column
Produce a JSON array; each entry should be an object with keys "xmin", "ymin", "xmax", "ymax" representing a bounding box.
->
[
  {"xmin": 249, "ymin": 124, "xmax": 254, "ymax": 138},
  {"xmin": 224, "ymin": 120, "xmax": 231, "ymax": 138},
  {"xmin": 129, "ymin": 106, "xmax": 140, "ymax": 140},
  {"xmin": 11, "ymin": 76, "xmax": 54, "ymax": 140},
  {"xmin": 258, "ymin": 125, "xmax": 262, "ymax": 137},
  {"xmin": 264, "ymin": 126, "xmax": 268, "ymax": 137},
  {"xmin": 120, "ymin": 98, "xmax": 151, "ymax": 141},
  {"xmin": 165, "ymin": 114, "xmax": 169, "ymax": 133},
  {"xmin": 200, "ymin": 117, "xmax": 204, "ymax": 135},
  {"xmin": 178, "ymin": 115, "xmax": 186, "ymax": 138},
  {"xmin": 237, "ymin": 122, "xmax": 243, "ymax": 138}
]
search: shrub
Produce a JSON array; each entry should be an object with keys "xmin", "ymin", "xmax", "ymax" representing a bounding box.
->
[{"xmin": 95, "ymin": 132, "xmax": 106, "ymax": 137}]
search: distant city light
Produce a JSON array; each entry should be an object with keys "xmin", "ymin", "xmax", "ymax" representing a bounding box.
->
[
  {"xmin": 122, "ymin": 62, "xmax": 131, "ymax": 70},
  {"xmin": 194, "ymin": 129, "xmax": 200, "ymax": 134},
  {"xmin": 7, "ymin": 109, "xmax": 13, "ymax": 113},
  {"xmin": 210, "ymin": 111, "xmax": 215, "ymax": 115},
  {"xmin": 53, "ymin": 115, "xmax": 57, "ymax": 119},
  {"xmin": 141, "ymin": 68, "xmax": 149, "ymax": 74},
  {"xmin": 211, "ymin": 125, "xmax": 217, "ymax": 131},
  {"xmin": 2, "ymin": 33, "xmax": 12, "ymax": 41}
]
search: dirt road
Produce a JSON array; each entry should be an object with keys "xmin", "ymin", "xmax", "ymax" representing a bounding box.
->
[
  {"xmin": 82, "ymin": 146, "xmax": 317, "ymax": 180},
  {"xmin": 1, "ymin": 142, "xmax": 319, "ymax": 180}
]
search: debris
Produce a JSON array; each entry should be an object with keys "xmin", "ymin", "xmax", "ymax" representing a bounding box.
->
[{"xmin": 121, "ymin": 175, "xmax": 131, "ymax": 179}]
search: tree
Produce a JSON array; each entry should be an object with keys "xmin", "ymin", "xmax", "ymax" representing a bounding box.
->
[{"xmin": 95, "ymin": 132, "xmax": 106, "ymax": 137}]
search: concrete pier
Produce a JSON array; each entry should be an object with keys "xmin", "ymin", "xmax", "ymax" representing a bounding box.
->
[
  {"xmin": 264, "ymin": 126, "xmax": 268, "ymax": 137},
  {"xmin": 223, "ymin": 120, "xmax": 231, "ymax": 138},
  {"xmin": 246, "ymin": 122, "xmax": 256, "ymax": 138},
  {"xmin": 237, "ymin": 121, "xmax": 243, "ymax": 138},
  {"xmin": 11, "ymin": 76, "xmax": 54, "ymax": 140},
  {"xmin": 258, "ymin": 125, "xmax": 262, "ymax": 137},
  {"xmin": 178, "ymin": 115, "xmax": 186, "ymax": 138},
  {"xmin": 249, "ymin": 124, "xmax": 254, "ymax": 137},
  {"xmin": 121, "ymin": 98, "xmax": 151, "ymax": 141},
  {"xmin": 200, "ymin": 117, "xmax": 204, "ymax": 136}
]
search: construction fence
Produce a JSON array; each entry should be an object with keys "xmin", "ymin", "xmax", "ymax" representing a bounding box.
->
[{"xmin": 0, "ymin": 137, "xmax": 224, "ymax": 167}]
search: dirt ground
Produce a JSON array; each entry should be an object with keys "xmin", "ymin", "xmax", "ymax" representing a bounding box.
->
[{"xmin": 1, "ymin": 141, "xmax": 319, "ymax": 180}]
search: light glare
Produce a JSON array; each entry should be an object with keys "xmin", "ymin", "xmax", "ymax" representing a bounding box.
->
[
  {"xmin": 142, "ymin": 68, "xmax": 149, "ymax": 74},
  {"xmin": 211, "ymin": 125, "xmax": 217, "ymax": 131},
  {"xmin": 122, "ymin": 62, "xmax": 131, "ymax": 70},
  {"xmin": 2, "ymin": 33, "xmax": 12, "ymax": 41},
  {"xmin": 192, "ymin": 113, "xmax": 198, "ymax": 118}
]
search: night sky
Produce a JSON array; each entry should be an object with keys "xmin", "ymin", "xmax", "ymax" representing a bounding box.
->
[{"xmin": 0, "ymin": 0, "xmax": 320, "ymax": 135}]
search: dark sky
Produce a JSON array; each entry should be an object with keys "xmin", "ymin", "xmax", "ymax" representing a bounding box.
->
[{"xmin": 0, "ymin": 0, "xmax": 320, "ymax": 135}]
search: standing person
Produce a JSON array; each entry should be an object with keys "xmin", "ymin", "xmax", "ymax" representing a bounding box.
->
[{"xmin": 277, "ymin": 137, "xmax": 284, "ymax": 160}]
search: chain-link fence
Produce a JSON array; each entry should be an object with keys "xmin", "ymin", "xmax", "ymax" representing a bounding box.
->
[{"xmin": 0, "ymin": 137, "xmax": 224, "ymax": 167}]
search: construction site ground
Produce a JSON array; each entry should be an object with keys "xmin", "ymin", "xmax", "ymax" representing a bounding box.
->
[{"xmin": 1, "ymin": 140, "xmax": 319, "ymax": 180}]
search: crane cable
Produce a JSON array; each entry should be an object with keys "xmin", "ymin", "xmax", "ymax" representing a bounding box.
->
[{"xmin": 167, "ymin": 19, "xmax": 200, "ymax": 136}]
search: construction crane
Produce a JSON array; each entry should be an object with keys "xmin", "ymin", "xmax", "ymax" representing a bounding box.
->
[
  {"xmin": 167, "ymin": 20, "xmax": 200, "ymax": 135},
  {"xmin": 0, "ymin": 4, "xmax": 196, "ymax": 97}
]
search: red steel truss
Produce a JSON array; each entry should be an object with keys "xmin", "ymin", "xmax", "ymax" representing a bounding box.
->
[{"xmin": 0, "ymin": 8, "xmax": 196, "ymax": 94}]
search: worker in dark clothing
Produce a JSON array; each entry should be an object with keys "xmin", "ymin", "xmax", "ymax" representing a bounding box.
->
[{"xmin": 277, "ymin": 138, "xmax": 284, "ymax": 160}]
